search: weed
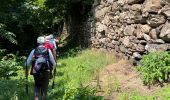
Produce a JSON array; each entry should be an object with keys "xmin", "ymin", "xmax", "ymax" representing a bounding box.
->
[
  {"xmin": 106, "ymin": 73, "xmax": 121, "ymax": 96},
  {"xmin": 137, "ymin": 51, "xmax": 170, "ymax": 86}
]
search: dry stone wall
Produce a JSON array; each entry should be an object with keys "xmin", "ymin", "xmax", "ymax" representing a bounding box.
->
[{"xmin": 84, "ymin": 0, "xmax": 170, "ymax": 62}]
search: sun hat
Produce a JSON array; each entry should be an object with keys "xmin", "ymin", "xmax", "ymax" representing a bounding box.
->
[{"xmin": 37, "ymin": 36, "xmax": 45, "ymax": 44}]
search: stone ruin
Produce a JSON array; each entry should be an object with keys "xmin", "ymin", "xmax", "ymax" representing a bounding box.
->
[{"xmin": 83, "ymin": 0, "xmax": 170, "ymax": 64}]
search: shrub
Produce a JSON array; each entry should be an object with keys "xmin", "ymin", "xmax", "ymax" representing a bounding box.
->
[
  {"xmin": 0, "ymin": 49, "xmax": 6, "ymax": 59},
  {"xmin": 137, "ymin": 51, "xmax": 170, "ymax": 86},
  {"xmin": 0, "ymin": 54, "xmax": 24, "ymax": 79}
]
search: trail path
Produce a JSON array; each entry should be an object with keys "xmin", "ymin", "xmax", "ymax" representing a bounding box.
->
[{"xmin": 89, "ymin": 60, "xmax": 161, "ymax": 99}]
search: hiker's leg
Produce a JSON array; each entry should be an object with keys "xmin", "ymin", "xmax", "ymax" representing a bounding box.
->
[
  {"xmin": 34, "ymin": 75, "xmax": 41, "ymax": 100},
  {"xmin": 41, "ymin": 71, "xmax": 50, "ymax": 100},
  {"xmin": 35, "ymin": 86, "xmax": 40, "ymax": 100}
]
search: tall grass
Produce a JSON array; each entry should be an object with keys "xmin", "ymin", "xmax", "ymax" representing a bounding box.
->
[
  {"xmin": 1, "ymin": 49, "xmax": 170, "ymax": 100},
  {"xmin": 0, "ymin": 70, "xmax": 35, "ymax": 100},
  {"xmin": 59, "ymin": 49, "xmax": 116, "ymax": 87},
  {"xmin": 48, "ymin": 49, "xmax": 116, "ymax": 99},
  {"xmin": 0, "ymin": 49, "xmax": 116, "ymax": 100}
]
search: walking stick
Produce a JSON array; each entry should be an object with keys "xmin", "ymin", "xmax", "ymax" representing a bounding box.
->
[
  {"xmin": 25, "ymin": 60, "xmax": 28, "ymax": 95},
  {"xmin": 52, "ymin": 66, "xmax": 56, "ymax": 89},
  {"xmin": 52, "ymin": 50, "xmax": 58, "ymax": 89},
  {"xmin": 52, "ymin": 39, "xmax": 60, "ymax": 89}
]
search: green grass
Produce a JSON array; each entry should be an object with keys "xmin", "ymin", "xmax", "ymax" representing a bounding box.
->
[
  {"xmin": 0, "ymin": 70, "xmax": 35, "ymax": 100},
  {"xmin": 154, "ymin": 84, "xmax": 170, "ymax": 99},
  {"xmin": 1, "ymin": 49, "xmax": 170, "ymax": 100},
  {"xmin": 59, "ymin": 49, "xmax": 116, "ymax": 87},
  {"xmin": 0, "ymin": 49, "xmax": 116, "ymax": 100},
  {"xmin": 118, "ymin": 84, "xmax": 170, "ymax": 100},
  {"xmin": 49, "ymin": 49, "xmax": 116, "ymax": 99}
]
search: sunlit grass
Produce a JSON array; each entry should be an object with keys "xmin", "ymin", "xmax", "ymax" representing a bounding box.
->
[
  {"xmin": 118, "ymin": 84, "xmax": 170, "ymax": 100},
  {"xmin": 1, "ymin": 49, "xmax": 170, "ymax": 100},
  {"xmin": 48, "ymin": 49, "xmax": 116, "ymax": 99},
  {"xmin": 61, "ymin": 49, "xmax": 116, "ymax": 86},
  {"xmin": 0, "ymin": 49, "xmax": 116, "ymax": 100}
]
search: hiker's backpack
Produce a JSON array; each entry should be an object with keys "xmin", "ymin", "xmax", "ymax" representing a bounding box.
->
[{"xmin": 31, "ymin": 46, "xmax": 52, "ymax": 74}]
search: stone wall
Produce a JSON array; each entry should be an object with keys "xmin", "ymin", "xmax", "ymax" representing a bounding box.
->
[{"xmin": 83, "ymin": 0, "xmax": 170, "ymax": 61}]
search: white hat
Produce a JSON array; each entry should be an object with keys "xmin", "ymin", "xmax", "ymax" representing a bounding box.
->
[
  {"xmin": 45, "ymin": 36, "xmax": 50, "ymax": 40},
  {"xmin": 49, "ymin": 34, "xmax": 54, "ymax": 39},
  {"xmin": 46, "ymin": 34, "xmax": 53, "ymax": 39},
  {"xmin": 37, "ymin": 36, "xmax": 45, "ymax": 44}
]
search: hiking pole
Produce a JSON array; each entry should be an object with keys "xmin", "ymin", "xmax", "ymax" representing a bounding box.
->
[
  {"xmin": 25, "ymin": 60, "xmax": 28, "ymax": 95},
  {"xmin": 52, "ymin": 52, "xmax": 58, "ymax": 89},
  {"xmin": 52, "ymin": 66, "xmax": 56, "ymax": 89},
  {"xmin": 52, "ymin": 40, "xmax": 60, "ymax": 89}
]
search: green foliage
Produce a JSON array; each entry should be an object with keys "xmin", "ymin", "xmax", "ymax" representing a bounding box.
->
[
  {"xmin": 0, "ymin": 0, "xmax": 63, "ymax": 52},
  {"xmin": 119, "ymin": 91, "xmax": 151, "ymax": 100},
  {"xmin": 154, "ymin": 84, "xmax": 170, "ymax": 99},
  {"xmin": 0, "ymin": 74, "xmax": 34, "ymax": 100},
  {"xmin": 48, "ymin": 49, "xmax": 115, "ymax": 99},
  {"xmin": 0, "ymin": 49, "xmax": 6, "ymax": 59},
  {"xmin": 118, "ymin": 84, "xmax": 170, "ymax": 100},
  {"xmin": 0, "ymin": 0, "xmax": 95, "ymax": 52},
  {"xmin": 63, "ymin": 86, "xmax": 101, "ymax": 100},
  {"xmin": 60, "ymin": 49, "xmax": 115, "ymax": 86},
  {"xmin": 82, "ymin": 0, "xmax": 94, "ymax": 5},
  {"xmin": 0, "ymin": 23, "xmax": 17, "ymax": 44},
  {"xmin": 37, "ymin": 0, "xmax": 46, "ymax": 7},
  {"xmin": 0, "ymin": 54, "xmax": 24, "ymax": 79},
  {"xmin": 137, "ymin": 51, "xmax": 170, "ymax": 86},
  {"xmin": 1, "ymin": 49, "xmax": 170, "ymax": 99},
  {"xmin": 0, "ymin": 49, "xmax": 114, "ymax": 99},
  {"xmin": 61, "ymin": 47, "xmax": 81, "ymax": 58}
]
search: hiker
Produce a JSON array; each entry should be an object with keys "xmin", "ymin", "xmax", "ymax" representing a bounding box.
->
[
  {"xmin": 45, "ymin": 34, "xmax": 61, "ymax": 89},
  {"xmin": 25, "ymin": 36, "xmax": 56, "ymax": 100},
  {"xmin": 45, "ymin": 34, "xmax": 57, "ymax": 60},
  {"xmin": 55, "ymin": 37, "xmax": 60, "ymax": 56}
]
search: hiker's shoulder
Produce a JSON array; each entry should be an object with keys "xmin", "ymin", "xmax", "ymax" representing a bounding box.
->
[{"xmin": 30, "ymin": 49, "xmax": 35, "ymax": 53}]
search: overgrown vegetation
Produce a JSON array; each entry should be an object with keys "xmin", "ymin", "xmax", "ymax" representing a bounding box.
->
[
  {"xmin": 113, "ymin": 51, "xmax": 170, "ymax": 100},
  {"xmin": 1, "ymin": 49, "xmax": 170, "ymax": 100},
  {"xmin": 137, "ymin": 51, "xmax": 170, "ymax": 86},
  {"xmin": 48, "ymin": 49, "xmax": 116, "ymax": 99},
  {"xmin": 1, "ymin": 0, "xmax": 170, "ymax": 99},
  {"xmin": 0, "ymin": 54, "xmax": 24, "ymax": 79},
  {"xmin": 0, "ymin": 0, "xmax": 94, "ymax": 53},
  {"xmin": 0, "ymin": 49, "xmax": 115, "ymax": 100}
]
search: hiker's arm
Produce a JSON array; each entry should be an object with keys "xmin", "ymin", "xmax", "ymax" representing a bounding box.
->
[
  {"xmin": 48, "ymin": 49, "xmax": 56, "ymax": 68},
  {"xmin": 52, "ymin": 49, "xmax": 57, "ymax": 61},
  {"xmin": 25, "ymin": 49, "xmax": 35, "ymax": 66},
  {"xmin": 53, "ymin": 40, "xmax": 57, "ymax": 50}
]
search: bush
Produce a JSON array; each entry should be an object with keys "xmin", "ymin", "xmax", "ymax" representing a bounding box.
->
[
  {"xmin": 0, "ymin": 54, "xmax": 24, "ymax": 79},
  {"xmin": 0, "ymin": 49, "xmax": 6, "ymax": 59},
  {"xmin": 137, "ymin": 51, "xmax": 170, "ymax": 86}
]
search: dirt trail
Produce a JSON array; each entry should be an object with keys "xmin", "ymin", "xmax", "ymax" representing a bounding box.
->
[{"xmin": 89, "ymin": 60, "xmax": 161, "ymax": 99}]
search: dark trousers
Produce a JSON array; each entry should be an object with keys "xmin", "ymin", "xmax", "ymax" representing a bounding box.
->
[{"xmin": 33, "ymin": 70, "xmax": 50, "ymax": 100}]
